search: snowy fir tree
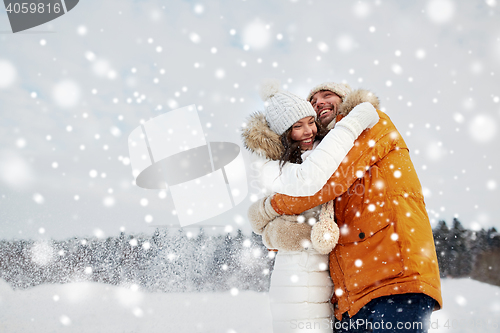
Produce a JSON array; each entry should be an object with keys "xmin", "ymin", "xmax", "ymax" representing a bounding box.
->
[{"xmin": 1, "ymin": 221, "xmax": 499, "ymax": 291}]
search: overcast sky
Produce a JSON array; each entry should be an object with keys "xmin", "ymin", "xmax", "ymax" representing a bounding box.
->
[{"xmin": 0, "ymin": 0, "xmax": 499, "ymax": 240}]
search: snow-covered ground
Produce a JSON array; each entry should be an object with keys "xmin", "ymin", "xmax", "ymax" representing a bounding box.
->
[
  {"xmin": 428, "ymin": 278, "xmax": 500, "ymax": 333},
  {"xmin": 0, "ymin": 278, "xmax": 499, "ymax": 333}
]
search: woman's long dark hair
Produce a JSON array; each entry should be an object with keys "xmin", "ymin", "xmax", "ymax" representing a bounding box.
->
[{"xmin": 278, "ymin": 119, "xmax": 328, "ymax": 171}]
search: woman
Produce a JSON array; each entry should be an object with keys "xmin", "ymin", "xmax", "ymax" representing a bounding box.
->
[{"xmin": 242, "ymin": 79, "xmax": 379, "ymax": 332}]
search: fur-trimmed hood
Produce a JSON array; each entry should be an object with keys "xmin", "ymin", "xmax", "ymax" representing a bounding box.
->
[{"xmin": 241, "ymin": 89, "xmax": 380, "ymax": 161}]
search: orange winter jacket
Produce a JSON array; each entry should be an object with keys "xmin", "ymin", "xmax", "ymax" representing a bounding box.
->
[{"xmin": 271, "ymin": 111, "xmax": 443, "ymax": 320}]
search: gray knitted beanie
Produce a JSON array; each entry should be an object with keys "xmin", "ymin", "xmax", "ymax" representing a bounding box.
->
[
  {"xmin": 306, "ymin": 82, "xmax": 353, "ymax": 102},
  {"xmin": 260, "ymin": 79, "xmax": 317, "ymax": 135}
]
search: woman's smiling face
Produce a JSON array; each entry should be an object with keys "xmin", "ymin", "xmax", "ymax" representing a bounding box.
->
[{"xmin": 290, "ymin": 116, "xmax": 317, "ymax": 150}]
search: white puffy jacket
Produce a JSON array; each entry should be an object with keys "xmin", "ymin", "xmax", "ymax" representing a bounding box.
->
[
  {"xmin": 269, "ymin": 249, "xmax": 333, "ymax": 333},
  {"xmin": 266, "ymin": 147, "xmax": 334, "ymax": 333}
]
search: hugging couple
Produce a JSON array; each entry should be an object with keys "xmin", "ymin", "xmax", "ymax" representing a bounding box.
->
[{"xmin": 242, "ymin": 80, "xmax": 442, "ymax": 333}]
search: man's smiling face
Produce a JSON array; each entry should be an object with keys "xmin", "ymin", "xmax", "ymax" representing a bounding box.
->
[{"xmin": 310, "ymin": 90, "xmax": 342, "ymax": 126}]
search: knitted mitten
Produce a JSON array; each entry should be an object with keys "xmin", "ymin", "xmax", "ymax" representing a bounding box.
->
[
  {"xmin": 248, "ymin": 196, "xmax": 280, "ymax": 235},
  {"xmin": 262, "ymin": 215, "xmax": 312, "ymax": 251}
]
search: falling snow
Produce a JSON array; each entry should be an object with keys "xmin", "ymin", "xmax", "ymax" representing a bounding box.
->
[
  {"xmin": 0, "ymin": 2, "xmax": 499, "ymax": 331},
  {"xmin": 469, "ymin": 115, "xmax": 497, "ymax": 143},
  {"xmin": 242, "ymin": 20, "xmax": 270, "ymax": 49},
  {"xmin": 426, "ymin": 0, "xmax": 456, "ymax": 24},
  {"xmin": 52, "ymin": 80, "xmax": 81, "ymax": 108},
  {"xmin": 0, "ymin": 59, "xmax": 17, "ymax": 88}
]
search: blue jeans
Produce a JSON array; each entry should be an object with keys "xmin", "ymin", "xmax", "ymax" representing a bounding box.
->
[{"xmin": 334, "ymin": 293, "xmax": 435, "ymax": 333}]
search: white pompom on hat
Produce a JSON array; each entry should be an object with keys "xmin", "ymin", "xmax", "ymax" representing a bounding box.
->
[
  {"xmin": 260, "ymin": 79, "xmax": 317, "ymax": 135},
  {"xmin": 306, "ymin": 82, "xmax": 353, "ymax": 102}
]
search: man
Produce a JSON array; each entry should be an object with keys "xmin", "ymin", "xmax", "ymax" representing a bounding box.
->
[{"xmin": 251, "ymin": 82, "xmax": 442, "ymax": 332}]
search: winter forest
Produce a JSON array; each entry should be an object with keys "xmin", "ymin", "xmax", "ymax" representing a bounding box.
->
[
  {"xmin": 2, "ymin": 0, "xmax": 500, "ymax": 332},
  {"xmin": 1, "ymin": 220, "xmax": 500, "ymax": 292}
]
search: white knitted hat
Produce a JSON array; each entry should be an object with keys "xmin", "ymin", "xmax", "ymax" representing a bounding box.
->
[
  {"xmin": 260, "ymin": 79, "xmax": 317, "ymax": 135},
  {"xmin": 306, "ymin": 82, "xmax": 353, "ymax": 102}
]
